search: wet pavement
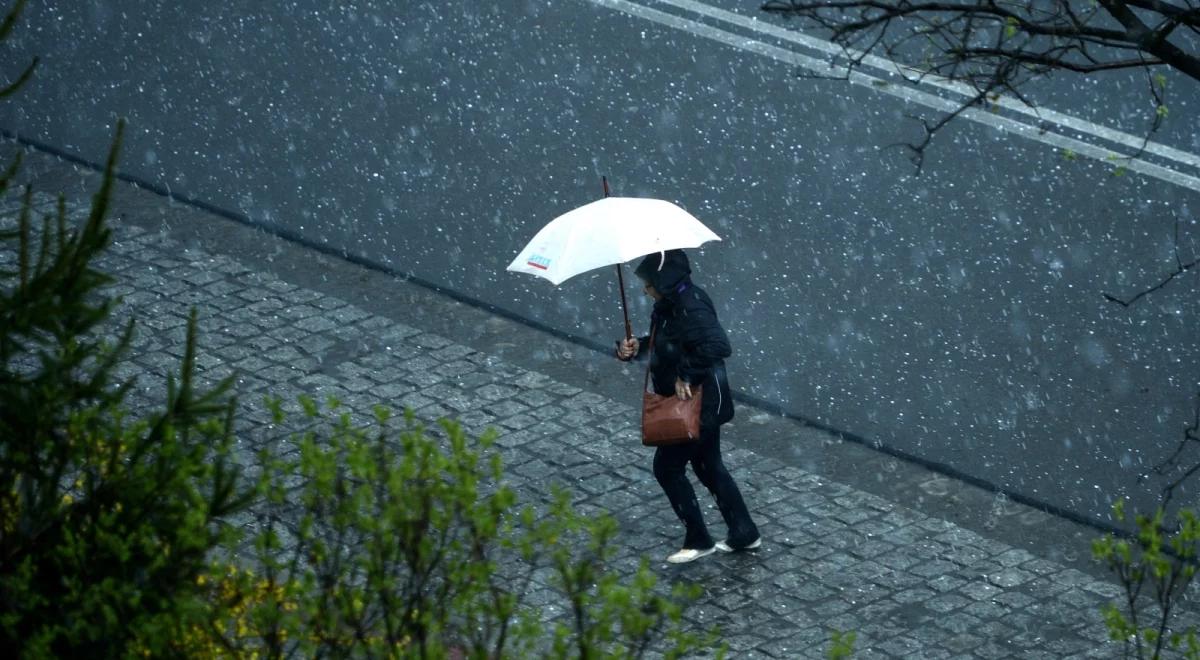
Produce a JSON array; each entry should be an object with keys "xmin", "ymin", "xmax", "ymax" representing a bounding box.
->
[
  {"xmin": 9, "ymin": 146, "xmax": 1200, "ymax": 658},
  {"xmin": 6, "ymin": 0, "xmax": 1200, "ymax": 524}
]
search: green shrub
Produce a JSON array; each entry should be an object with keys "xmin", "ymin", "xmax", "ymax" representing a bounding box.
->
[
  {"xmin": 1093, "ymin": 500, "xmax": 1200, "ymax": 660},
  {"xmin": 186, "ymin": 398, "xmax": 719, "ymax": 659},
  {"xmin": 0, "ymin": 2, "xmax": 715, "ymax": 655},
  {"xmin": 0, "ymin": 123, "xmax": 255, "ymax": 655},
  {"xmin": 0, "ymin": 115, "xmax": 714, "ymax": 660}
]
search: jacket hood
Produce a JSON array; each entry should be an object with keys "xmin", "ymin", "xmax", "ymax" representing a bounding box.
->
[{"xmin": 634, "ymin": 249, "xmax": 691, "ymax": 296}]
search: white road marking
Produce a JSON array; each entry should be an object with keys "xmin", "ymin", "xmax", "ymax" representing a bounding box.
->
[
  {"xmin": 589, "ymin": 0, "xmax": 1200, "ymax": 192},
  {"xmin": 658, "ymin": 0, "xmax": 1200, "ymax": 174}
]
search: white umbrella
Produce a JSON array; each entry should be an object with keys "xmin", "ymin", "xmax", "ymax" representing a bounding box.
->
[
  {"xmin": 506, "ymin": 196, "xmax": 720, "ymax": 286},
  {"xmin": 507, "ymin": 179, "xmax": 721, "ymax": 338}
]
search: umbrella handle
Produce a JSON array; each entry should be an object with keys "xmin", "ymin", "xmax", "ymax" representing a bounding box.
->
[{"xmin": 603, "ymin": 176, "xmax": 633, "ymax": 340}]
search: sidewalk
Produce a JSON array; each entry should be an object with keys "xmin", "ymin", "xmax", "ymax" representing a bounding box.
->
[{"xmin": 8, "ymin": 146, "xmax": 1194, "ymax": 658}]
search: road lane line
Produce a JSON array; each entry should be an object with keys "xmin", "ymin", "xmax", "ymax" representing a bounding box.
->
[
  {"xmin": 656, "ymin": 0, "xmax": 1200, "ymax": 175},
  {"xmin": 588, "ymin": 0, "xmax": 1200, "ymax": 192}
]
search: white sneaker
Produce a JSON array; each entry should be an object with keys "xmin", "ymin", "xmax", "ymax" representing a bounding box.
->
[
  {"xmin": 666, "ymin": 546, "xmax": 716, "ymax": 564},
  {"xmin": 715, "ymin": 538, "xmax": 762, "ymax": 553}
]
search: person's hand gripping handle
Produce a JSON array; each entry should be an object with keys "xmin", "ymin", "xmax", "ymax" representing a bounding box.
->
[{"xmin": 616, "ymin": 337, "xmax": 639, "ymax": 361}]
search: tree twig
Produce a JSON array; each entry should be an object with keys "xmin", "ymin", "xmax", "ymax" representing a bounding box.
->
[{"xmin": 1147, "ymin": 392, "xmax": 1200, "ymax": 509}]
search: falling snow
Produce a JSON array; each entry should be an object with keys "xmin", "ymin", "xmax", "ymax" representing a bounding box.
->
[{"xmin": 2, "ymin": 0, "xmax": 1199, "ymax": 523}]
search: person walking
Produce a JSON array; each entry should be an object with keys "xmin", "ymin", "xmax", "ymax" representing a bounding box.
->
[{"xmin": 615, "ymin": 249, "xmax": 761, "ymax": 563}]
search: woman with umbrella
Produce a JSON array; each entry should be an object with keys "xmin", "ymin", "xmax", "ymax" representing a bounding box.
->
[{"xmin": 617, "ymin": 249, "xmax": 761, "ymax": 563}]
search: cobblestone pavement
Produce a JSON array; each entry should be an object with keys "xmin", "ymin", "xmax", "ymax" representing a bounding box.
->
[{"xmin": 6, "ymin": 182, "xmax": 1199, "ymax": 658}]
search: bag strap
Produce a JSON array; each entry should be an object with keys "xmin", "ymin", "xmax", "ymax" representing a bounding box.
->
[{"xmin": 643, "ymin": 323, "xmax": 656, "ymax": 394}]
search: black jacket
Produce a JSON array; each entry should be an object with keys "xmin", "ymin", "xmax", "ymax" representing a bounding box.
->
[{"xmin": 628, "ymin": 250, "xmax": 735, "ymax": 428}]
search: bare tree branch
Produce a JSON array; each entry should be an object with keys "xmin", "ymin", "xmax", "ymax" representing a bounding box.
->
[
  {"xmin": 1109, "ymin": 216, "xmax": 1198, "ymax": 506},
  {"xmin": 762, "ymin": 0, "xmax": 1200, "ymax": 171},
  {"xmin": 1123, "ymin": 0, "xmax": 1198, "ymax": 20},
  {"xmin": 764, "ymin": 0, "xmax": 1200, "ymax": 497},
  {"xmin": 1146, "ymin": 392, "xmax": 1200, "ymax": 509},
  {"xmin": 1096, "ymin": 0, "xmax": 1200, "ymax": 77},
  {"xmin": 886, "ymin": 74, "xmax": 998, "ymax": 172},
  {"xmin": 952, "ymin": 47, "xmax": 1164, "ymax": 72},
  {"xmin": 1104, "ymin": 216, "xmax": 1199, "ymax": 306},
  {"xmin": 765, "ymin": 0, "xmax": 1155, "ymax": 44},
  {"xmin": 1102, "ymin": 258, "xmax": 1198, "ymax": 306}
]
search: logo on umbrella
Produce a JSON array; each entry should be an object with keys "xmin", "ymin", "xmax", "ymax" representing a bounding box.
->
[{"xmin": 526, "ymin": 254, "xmax": 551, "ymax": 271}]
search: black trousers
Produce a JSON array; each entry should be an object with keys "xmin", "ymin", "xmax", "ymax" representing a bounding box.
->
[{"xmin": 653, "ymin": 425, "xmax": 759, "ymax": 550}]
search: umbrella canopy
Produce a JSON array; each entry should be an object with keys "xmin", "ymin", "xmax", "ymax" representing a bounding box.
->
[{"xmin": 506, "ymin": 197, "xmax": 721, "ymax": 286}]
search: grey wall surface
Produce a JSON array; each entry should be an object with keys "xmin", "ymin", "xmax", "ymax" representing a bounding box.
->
[{"xmin": 4, "ymin": 0, "xmax": 1199, "ymax": 523}]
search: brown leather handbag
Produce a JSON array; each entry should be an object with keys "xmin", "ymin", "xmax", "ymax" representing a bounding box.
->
[{"xmin": 641, "ymin": 326, "xmax": 702, "ymax": 446}]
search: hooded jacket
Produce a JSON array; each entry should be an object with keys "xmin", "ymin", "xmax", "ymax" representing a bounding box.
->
[{"xmin": 631, "ymin": 250, "xmax": 735, "ymax": 428}]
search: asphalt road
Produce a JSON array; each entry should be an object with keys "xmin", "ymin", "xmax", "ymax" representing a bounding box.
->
[{"xmin": 3, "ymin": 0, "xmax": 1199, "ymax": 525}]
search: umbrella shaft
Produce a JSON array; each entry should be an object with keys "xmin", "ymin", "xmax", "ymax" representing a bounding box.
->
[
  {"xmin": 603, "ymin": 176, "xmax": 631, "ymax": 339},
  {"xmin": 616, "ymin": 264, "xmax": 632, "ymax": 340}
]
